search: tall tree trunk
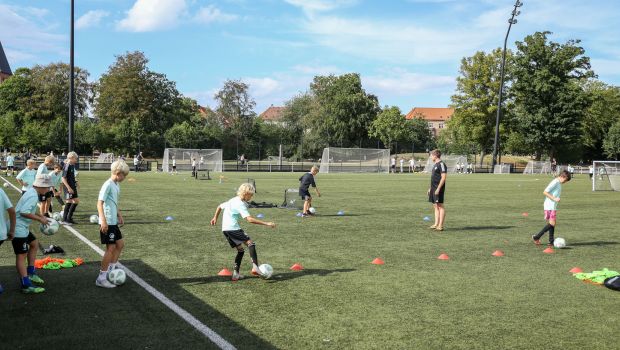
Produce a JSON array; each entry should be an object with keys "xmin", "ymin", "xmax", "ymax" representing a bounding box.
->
[{"xmin": 479, "ymin": 151, "xmax": 485, "ymax": 166}]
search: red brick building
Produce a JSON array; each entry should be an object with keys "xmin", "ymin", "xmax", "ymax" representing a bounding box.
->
[
  {"xmin": 259, "ymin": 105, "xmax": 286, "ymax": 126},
  {"xmin": 405, "ymin": 107, "xmax": 454, "ymax": 137}
]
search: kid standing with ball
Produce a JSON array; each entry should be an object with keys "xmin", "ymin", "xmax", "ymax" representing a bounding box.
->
[
  {"xmin": 95, "ymin": 160, "xmax": 129, "ymax": 288},
  {"xmin": 532, "ymin": 170, "xmax": 571, "ymax": 246},
  {"xmin": 211, "ymin": 183, "xmax": 275, "ymax": 281}
]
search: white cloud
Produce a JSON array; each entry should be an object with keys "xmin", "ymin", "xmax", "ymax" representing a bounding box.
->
[
  {"xmin": 292, "ymin": 64, "xmax": 340, "ymax": 75},
  {"xmin": 284, "ymin": 0, "xmax": 359, "ymax": 16},
  {"xmin": 363, "ymin": 68, "xmax": 454, "ymax": 97},
  {"xmin": 194, "ymin": 5, "xmax": 238, "ymax": 24},
  {"xmin": 76, "ymin": 10, "xmax": 110, "ymax": 29},
  {"xmin": 117, "ymin": 0, "xmax": 187, "ymax": 32}
]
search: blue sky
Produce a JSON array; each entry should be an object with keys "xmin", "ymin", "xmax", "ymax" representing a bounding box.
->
[{"xmin": 1, "ymin": 0, "xmax": 619, "ymax": 115}]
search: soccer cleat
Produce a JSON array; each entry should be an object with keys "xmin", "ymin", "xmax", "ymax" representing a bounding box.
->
[
  {"xmin": 429, "ymin": 225, "xmax": 437, "ymax": 229},
  {"xmin": 67, "ymin": 219, "xmax": 77, "ymax": 225},
  {"xmin": 29, "ymin": 274, "xmax": 45, "ymax": 284},
  {"xmin": 22, "ymin": 286, "xmax": 45, "ymax": 294},
  {"xmin": 531, "ymin": 235, "xmax": 541, "ymax": 245},
  {"xmin": 232, "ymin": 271, "xmax": 244, "ymax": 281},
  {"xmin": 96, "ymin": 278, "xmax": 117, "ymax": 288}
]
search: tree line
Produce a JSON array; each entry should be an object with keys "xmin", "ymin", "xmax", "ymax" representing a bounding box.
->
[{"xmin": 0, "ymin": 31, "xmax": 618, "ymax": 162}]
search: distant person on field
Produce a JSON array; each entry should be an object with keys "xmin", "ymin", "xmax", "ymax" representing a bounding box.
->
[
  {"xmin": 0, "ymin": 186, "xmax": 16, "ymax": 294},
  {"xmin": 133, "ymin": 155, "xmax": 139, "ymax": 172},
  {"xmin": 391, "ymin": 157, "xmax": 396, "ymax": 173},
  {"xmin": 61, "ymin": 152, "xmax": 79, "ymax": 224},
  {"xmin": 16, "ymin": 159, "xmax": 37, "ymax": 195},
  {"xmin": 191, "ymin": 158, "xmax": 197, "ymax": 177},
  {"xmin": 172, "ymin": 156, "xmax": 177, "ymax": 174},
  {"xmin": 50, "ymin": 163, "xmax": 64, "ymax": 214},
  {"xmin": 551, "ymin": 158, "xmax": 557, "ymax": 175},
  {"xmin": 409, "ymin": 158, "xmax": 415, "ymax": 173},
  {"xmin": 532, "ymin": 170, "xmax": 571, "ymax": 246},
  {"xmin": 36, "ymin": 155, "xmax": 55, "ymax": 217},
  {"xmin": 210, "ymin": 183, "xmax": 275, "ymax": 281},
  {"xmin": 299, "ymin": 166, "xmax": 321, "ymax": 217},
  {"xmin": 588, "ymin": 165, "xmax": 593, "ymax": 179},
  {"xmin": 96, "ymin": 160, "xmax": 129, "ymax": 288},
  {"xmin": 399, "ymin": 158, "xmax": 404, "ymax": 173},
  {"xmin": 428, "ymin": 149, "xmax": 447, "ymax": 231},
  {"xmin": 6, "ymin": 152, "xmax": 15, "ymax": 176}
]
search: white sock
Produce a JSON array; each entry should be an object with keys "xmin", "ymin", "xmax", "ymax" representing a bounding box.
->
[
  {"xmin": 108, "ymin": 263, "xmax": 116, "ymax": 271},
  {"xmin": 98, "ymin": 270, "xmax": 108, "ymax": 280}
]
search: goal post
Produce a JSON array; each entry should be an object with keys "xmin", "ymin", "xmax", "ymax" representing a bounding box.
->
[
  {"xmin": 494, "ymin": 163, "xmax": 511, "ymax": 174},
  {"xmin": 319, "ymin": 148, "xmax": 390, "ymax": 174},
  {"xmin": 162, "ymin": 148, "xmax": 223, "ymax": 173},
  {"xmin": 523, "ymin": 161, "xmax": 552, "ymax": 174},
  {"xmin": 423, "ymin": 155, "xmax": 468, "ymax": 174},
  {"xmin": 592, "ymin": 161, "xmax": 620, "ymax": 191}
]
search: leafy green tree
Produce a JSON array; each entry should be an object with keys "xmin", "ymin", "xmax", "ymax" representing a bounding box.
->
[
  {"xmin": 603, "ymin": 120, "xmax": 620, "ymax": 160},
  {"xmin": 511, "ymin": 31, "xmax": 594, "ymax": 160},
  {"xmin": 581, "ymin": 80, "xmax": 620, "ymax": 160},
  {"xmin": 213, "ymin": 79, "xmax": 257, "ymax": 158},
  {"xmin": 369, "ymin": 106, "xmax": 405, "ymax": 151},
  {"xmin": 401, "ymin": 117, "xmax": 434, "ymax": 153}
]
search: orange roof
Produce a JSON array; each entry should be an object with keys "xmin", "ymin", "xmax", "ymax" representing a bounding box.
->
[
  {"xmin": 259, "ymin": 106, "xmax": 286, "ymax": 121},
  {"xmin": 405, "ymin": 107, "xmax": 454, "ymax": 121}
]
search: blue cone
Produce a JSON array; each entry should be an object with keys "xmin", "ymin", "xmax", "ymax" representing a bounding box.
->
[
  {"xmin": 423, "ymin": 216, "xmax": 431, "ymax": 222},
  {"xmin": 256, "ymin": 214, "xmax": 264, "ymax": 218},
  {"xmin": 165, "ymin": 216, "xmax": 174, "ymax": 221},
  {"xmin": 296, "ymin": 212, "xmax": 303, "ymax": 217},
  {"xmin": 337, "ymin": 210, "xmax": 345, "ymax": 216}
]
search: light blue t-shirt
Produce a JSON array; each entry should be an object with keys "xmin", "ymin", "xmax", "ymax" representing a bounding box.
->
[
  {"xmin": 0, "ymin": 189, "xmax": 13, "ymax": 240},
  {"xmin": 16, "ymin": 168, "xmax": 37, "ymax": 191},
  {"xmin": 219, "ymin": 196, "xmax": 250, "ymax": 231},
  {"xmin": 51, "ymin": 171, "xmax": 63, "ymax": 189},
  {"xmin": 37, "ymin": 163, "xmax": 50, "ymax": 175},
  {"xmin": 15, "ymin": 188, "xmax": 39, "ymax": 238},
  {"xmin": 543, "ymin": 178, "xmax": 562, "ymax": 211},
  {"xmin": 6, "ymin": 156, "xmax": 14, "ymax": 166},
  {"xmin": 98, "ymin": 179, "xmax": 120, "ymax": 225}
]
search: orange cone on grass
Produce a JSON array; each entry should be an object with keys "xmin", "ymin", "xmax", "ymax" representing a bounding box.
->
[
  {"xmin": 371, "ymin": 258, "xmax": 385, "ymax": 265},
  {"xmin": 290, "ymin": 263, "xmax": 304, "ymax": 271},
  {"xmin": 492, "ymin": 250, "xmax": 504, "ymax": 257},
  {"xmin": 251, "ymin": 266, "xmax": 259, "ymax": 275},
  {"xmin": 218, "ymin": 268, "xmax": 233, "ymax": 276},
  {"xmin": 543, "ymin": 247, "xmax": 554, "ymax": 254},
  {"xmin": 437, "ymin": 253, "xmax": 450, "ymax": 260},
  {"xmin": 569, "ymin": 267, "xmax": 583, "ymax": 273}
]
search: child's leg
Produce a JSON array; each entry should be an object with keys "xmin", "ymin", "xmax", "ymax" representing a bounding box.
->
[
  {"xmin": 245, "ymin": 240, "xmax": 259, "ymax": 270},
  {"xmin": 16, "ymin": 253, "xmax": 27, "ymax": 279},
  {"xmin": 438, "ymin": 204, "xmax": 446, "ymax": 228},
  {"xmin": 547, "ymin": 219, "xmax": 556, "ymax": 244},
  {"xmin": 99, "ymin": 244, "xmax": 116, "ymax": 279},
  {"xmin": 303, "ymin": 199, "xmax": 310, "ymax": 214},
  {"xmin": 62, "ymin": 199, "xmax": 73, "ymax": 221},
  {"xmin": 110, "ymin": 239, "xmax": 125, "ymax": 265},
  {"xmin": 233, "ymin": 245, "xmax": 244, "ymax": 273}
]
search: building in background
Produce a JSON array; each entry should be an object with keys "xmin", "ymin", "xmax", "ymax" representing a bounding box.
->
[
  {"xmin": 405, "ymin": 107, "xmax": 454, "ymax": 137},
  {"xmin": 259, "ymin": 105, "xmax": 286, "ymax": 126},
  {"xmin": 0, "ymin": 41, "xmax": 13, "ymax": 84}
]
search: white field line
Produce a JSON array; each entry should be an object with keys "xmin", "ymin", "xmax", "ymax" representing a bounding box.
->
[{"xmin": 0, "ymin": 175, "xmax": 236, "ymax": 350}]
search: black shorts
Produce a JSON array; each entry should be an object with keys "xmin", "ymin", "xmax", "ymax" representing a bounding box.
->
[
  {"xmin": 299, "ymin": 189, "xmax": 311, "ymax": 201},
  {"xmin": 8, "ymin": 165, "xmax": 14, "ymax": 170},
  {"xmin": 223, "ymin": 229, "xmax": 250, "ymax": 248},
  {"xmin": 429, "ymin": 187, "xmax": 445, "ymax": 204},
  {"xmin": 172, "ymin": 165, "xmax": 177, "ymax": 170},
  {"xmin": 100, "ymin": 225, "xmax": 123, "ymax": 244},
  {"xmin": 65, "ymin": 189, "xmax": 78, "ymax": 200},
  {"xmin": 11, "ymin": 232, "xmax": 36, "ymax": 255}
]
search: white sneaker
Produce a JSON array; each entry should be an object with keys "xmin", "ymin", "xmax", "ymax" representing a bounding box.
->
[
  {"xmin": 232, "ymin": 271, "xmax": 244, "ymax": 281},
  {"xmin": 96, "ymin": 278, "xmax": 116, "ymax": 288}
]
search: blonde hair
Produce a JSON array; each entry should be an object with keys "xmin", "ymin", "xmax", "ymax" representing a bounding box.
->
[
  {"xmin": 67, "ymin": 151, "xmax": 78, "ymax": 159},
  {"xmin": 26, "ymin": 159, "xmax": 36, "ymax": 166},
  {"xmin": 311, "ymin": 166, "xmax": 319, "ymax": 173},
  {"xmin": 111, "ymin": 160, "xmax": 130, "ymax": 175},
  {"xmin": 237, "ymin": 183, "xmax": 255, "ymax": 197},
  {"xmin": 44, "ymin": 155, "xmax": 55, "ymax": 163}
]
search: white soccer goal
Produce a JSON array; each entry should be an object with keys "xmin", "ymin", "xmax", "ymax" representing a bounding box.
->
[
  {"xmin": 592, "ymin": 161, "xmax": 620, "ymax": 191},
  {"xmin": 162, "ymin": 148, "xmax": 223, "ymax": 173},
  {"xmin": 523, "ymin": 160, "xmax": 552, "ymax": 174},
  {"xmin": 319, "ymin": 148, "xmax": 390, "ymax": 173},
  {"xmin": 494, "ymin": 163, "xmax": 511, "ymax": 174},
  {"xmin": 96, "ymin": 153, "xmax": 115, "ymax": 163},
  {"xmin": 423, "ymin": 155, "xmax": 468, "ymax": 174}
]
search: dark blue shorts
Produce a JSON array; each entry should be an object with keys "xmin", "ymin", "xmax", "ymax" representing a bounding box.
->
[
  {"xmin": 223, "ymin": 229, "xmax": 251, "ymax": 248},
  {"xmin": 299, "ymin": 189, "xmax": 311, "ymax": 200},
  {"xmin": 12, "ymin": 232, "xmax": 36, "ymax": 255},
  {"xmin": 100, "ymin": 225, "xmax": 123, "ymax": 244}
]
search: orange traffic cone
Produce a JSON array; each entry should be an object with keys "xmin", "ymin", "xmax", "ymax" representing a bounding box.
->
[
  {"xmin": 569, "ymin": 267, "xmax": 583, "ymax": 273},
  {"xmin": 522, "ymin": 212, "xmax": 529, "ymax": 217},
  {"xmin": 371, "ymin": 258, "xmax": 385, "ymax": 265},
  {"xmin": 251, "ymin": 266, "xmax": 259, "ymax": 275},
  {"xmin": 218, "ymin": 268, "xmax": 233, "ymax": 276},
  {"xmin": 543, "ymin": 247, "xmax": 554, "ymax": 254},
  {"xmin": 492, "ymin": 250, "xmax": 504, "ymax": 257},
  {"xmin": 290, "ymin": 263, "xmax": 304, "ymax": 271},
  {"xmin": 437, "ymin": 253, "xmax": 450, "ymax": 260}
]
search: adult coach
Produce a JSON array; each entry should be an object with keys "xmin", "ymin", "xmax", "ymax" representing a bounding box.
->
[{"xmin": 427, "ymin": 149, "xmax": 447, "ymax": 231}]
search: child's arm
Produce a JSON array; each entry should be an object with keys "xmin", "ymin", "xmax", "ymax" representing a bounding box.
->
[
  {"xmin": 244, "ymin": 216, "xmax": 276, "ymax": 228},
  {"xmin": 97, "ymin": 200, "xmax": 108, "ymax": 233},
  {"xmin": 21, "ymin": 212, "xmax": 48, "ymax": 225},
  {"xmin": 117, "ymin": 207, "xmax": 124, "ymax": 226},
  {"xmin": 7, "ymin": 207, "xmax": 16, "ymax": 240},
  {"xmin": 543, "ymin": 191, "xmax": 560, "ymax": 202},
  {"xmin": 314, "ymin": 186, "xmax": 321, "ymax": 197},
  {"xmin": 61, "ymin": 176, "xmax": 74, "ymax": 193},
  {"xmin": 210, "ymin": 206, "xmax": 222, "ymax": 226}
]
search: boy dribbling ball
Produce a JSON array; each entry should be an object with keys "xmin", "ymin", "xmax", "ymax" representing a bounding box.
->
[
  {"xmin": 532, "ymin": 170, "xmax": 571, "ymax": 246},
  {"xmin": 210, "ymin": 183, "xmax": 275, "ymax": 281},
  {"xmin": 96, "ymin": 160, "xmax": 129, "ymax": 288},
  {"xmin": 299, "ymin": 166, "xmax": 321, "ymax": 217}
]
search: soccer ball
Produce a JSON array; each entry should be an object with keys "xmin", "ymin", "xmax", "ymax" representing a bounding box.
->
[
  {"xmin": 258, "ymin": 264, "xmax": 273, "ymax": 279},
  {"xmin": 309, "ymin": 207, "xmax": 316, "ymax": 214},
  {"xmin": 2, "ymin": 183, "xmax": 8, "ymax": 188},
  {"xmin": 107, "ymin": 269, "xmax": 126, "ymax": 285},
  {"xmin": 40, "ymin": 219, "xmax": 60, "ymax": 236},
  {"xmin": 553, "ymin": 238, "xmax": 567, "ymax": 249},
  {"xmin": 89, "ymin": 215, "xmax": 99, "ymax": 224},
  {"xmin": 52, "ymin": 212, "xmax": 62, "ymax": 221}
]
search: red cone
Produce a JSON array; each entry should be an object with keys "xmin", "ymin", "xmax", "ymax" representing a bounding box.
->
[
  {"xmin": 437, "ymin": 253, "xmax": 450, "ymax": 260},
  {"xmin": 218, "ymin": 268, "xmax": 233, "ymax": 276},
  {"xmin": 492, "ymin": 250, "xmax": 504, "ymax": 257},
  {"xmin": 251, "ymin": 266, "xmax": 259, "ymax": 275},
  {"xmin": 522, "ymin": 212, "xmax": 529, "ymax": 217},
  {"xmin": 543, "ymin": 247, "xmax": 554, "ymax": 254},
  {"xmin": 569, "ymin": 267, "xmax": 583, "ymax": 273},
  {"xmin": 371, "ymin": 258, "xmax": 385, "ymax": 265},
  {"xmin": 290, "ymin": 263, "xmax": 304, "ymax": 271}
]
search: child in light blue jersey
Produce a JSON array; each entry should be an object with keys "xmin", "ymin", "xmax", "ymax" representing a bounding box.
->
[
  {"xmin": 5, "ymin": 153, "xmax": 15, "ymax": 176},
  {"xmin": 532, "ymin": 170, "xmax": 571, "ymax": 246},
  {"xmin": 95, "ymin": 160, "xmax": 129, "ymax": 288},
  {"xmin": 0, "ymin": 187, "xmax": 16, "ymax": 294},
  {"xmin": 211, "ymin": 183, "xmax": 276, "ymax": 281},
  {"xmin": 16, "ymin": 159, "xmax": 37, "ymax": 194}
]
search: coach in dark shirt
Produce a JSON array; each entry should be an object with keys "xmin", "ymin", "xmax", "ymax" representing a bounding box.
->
[{"xmin": 427, "ymin": 149, "xmax": 447, "ymax": 231}]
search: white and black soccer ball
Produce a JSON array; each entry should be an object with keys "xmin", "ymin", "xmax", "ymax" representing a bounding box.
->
[
  {"xmin": 258, "ymin": 264, "xmax": 273, "ymax": 279},
  {"xmin": 308, "ymin": 207, "xmax": 316, "ymax": 214},
  {"xmin": 52, "ymin": 212, "xmax": 62, "ymax": 222},
  {"xmin": 90, "ymin": 215, "xmax": 99, "ymax": 224},
  {"xmin": 107, "ymin": 269, "xmax": 127, "ymax": 285},
  {"xmin": 553, "ymin": 238, "xmax": 567, "ymax": 249},
  {"xmin": 40, "ymin": 219, "xmax": 60, "ymax": 236},
  {"xmin": 2, "ymin": 183, "xmax": 8, "ymax": 188}
]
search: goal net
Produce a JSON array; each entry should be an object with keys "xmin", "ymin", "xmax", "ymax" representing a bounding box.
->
[
  {"xmin": 319, "ymin": 148, "xmax": 390, "ymax": 173},
  {"xmin": 162, "ymin": 148, "xmax": 223, "ymax": 173},
  {"xmin": 592, "ymin": 161, "xmax": 620, "ymax": 191},
  {"xmin": 279, "ymin": 188, "xmax": 303, "ymax": 209},
  {"xmin": 96, "ymin": 153, "xmax": 115, "ymax": 163},
  {"xmin": 494, "ymin": 164, "xmax": 511, "ymax": 174},
  {"xmin": 423, "ymin": 155, "xmax": 468, "ymax": 174},
  {"xmin": 523, "ymin": 161, "xmax": 552, "ymax": 174}
]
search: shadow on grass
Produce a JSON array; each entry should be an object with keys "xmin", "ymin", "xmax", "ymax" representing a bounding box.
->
[
  {"xmin": 0, "ymin": 260, "xmax": 277, "ymax": 349},
  {"xmin": 570, "ymin": 241, "xmax": 619, "ymax": 246},
  {"xmin": 173, "ymin": 268, "xmax": 356, "ymax": 285},
  {"xmin": 449, "ymin": 225, "xmax": 515, "ymax": 231}
]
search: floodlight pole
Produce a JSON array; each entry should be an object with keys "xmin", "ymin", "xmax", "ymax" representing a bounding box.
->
[
  {"xmin": 491, "ymin": 0, "xmax": 522, "ymax": 171},
  {"xmin": 68, "ymin": 0, "xmax": 75, "ymax": 152}
]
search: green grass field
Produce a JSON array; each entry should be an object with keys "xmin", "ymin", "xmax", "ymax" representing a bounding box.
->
[{"xmin": 1, "ymin": 171, "xmax": 618, "ymax": 349}]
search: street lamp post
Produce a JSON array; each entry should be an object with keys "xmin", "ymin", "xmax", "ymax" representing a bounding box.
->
[
  {"xmin": 68, "ymin": 0, "xmax": 75, "ymax": 152},
  {"xmin": 491, "ymin": 0, "xmax": 523, "ymax": 171}
]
